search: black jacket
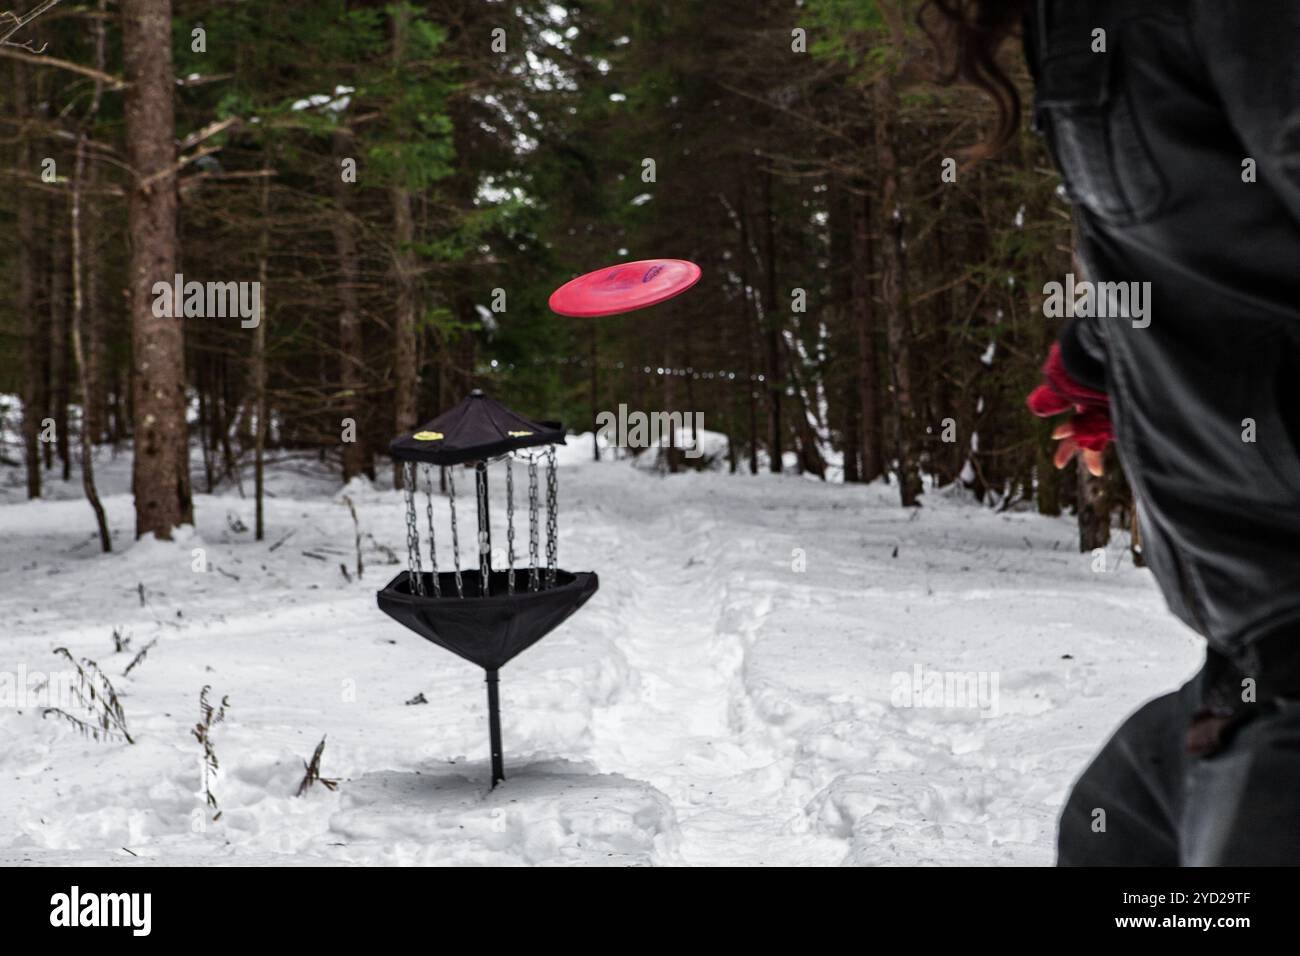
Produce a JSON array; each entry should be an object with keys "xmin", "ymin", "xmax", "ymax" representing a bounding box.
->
[{"xmin": 1026, "ymin": 0, "xmax": 1300, "ymax": 661}]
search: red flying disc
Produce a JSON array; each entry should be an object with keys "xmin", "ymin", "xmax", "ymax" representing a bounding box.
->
[{"xmin": 549, "ymin": 258, "xmax": 702, "ymax": 317}]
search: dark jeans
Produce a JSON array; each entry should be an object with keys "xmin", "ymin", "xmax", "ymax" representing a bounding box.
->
[{"xmin": 1058, "ymin": 654, "xmax": 1300, "ymax": 865}]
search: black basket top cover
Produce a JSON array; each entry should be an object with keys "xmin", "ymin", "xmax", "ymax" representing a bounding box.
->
[
  {"xmin": 377, "ymin": 569, "xmax": 599, "ymax": 670},
  {"xmin": 390, "ymin": 390, "xmax": 565, "ymax": 465}
]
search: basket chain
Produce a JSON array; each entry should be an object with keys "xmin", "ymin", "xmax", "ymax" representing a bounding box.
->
[
  {"xmin": 528, "ymin": 453, "xmax": 540, "ymax": 592},
  {"xmin": 506, "ymin": 455, "xmax": 516, "ymax": 596},
  {"xmin": 423, "ymin": 464, "xmax": 441, "ymax": 597},
  {"xmin": 447, "ymin": 465, "xmax": 465, "ymax": 598},
  {"xmin": 545, "ymin": 444, "xmax": 558, "ymax": 589},
  {"xmin": 476, "ymin": 461, "xmax": 490, "ymax": 597},
  {"xmin": 403, "ymin": 460, "xmax": 424, "ymax": 596}
]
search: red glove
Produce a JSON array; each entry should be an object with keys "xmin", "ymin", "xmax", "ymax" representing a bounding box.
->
[{"xmin": 1027, "ymin": 342, "xmax": 1112, "ymax": 477}]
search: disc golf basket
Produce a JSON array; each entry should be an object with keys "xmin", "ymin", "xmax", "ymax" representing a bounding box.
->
[{"xmin": 377, "ymin": 390, "xmax": 599, "ymax": 787}]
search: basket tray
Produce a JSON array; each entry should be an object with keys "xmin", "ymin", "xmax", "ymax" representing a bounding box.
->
[{"xmin": 376, "ymin": 569, "xmax": 599, "ymax": 670}]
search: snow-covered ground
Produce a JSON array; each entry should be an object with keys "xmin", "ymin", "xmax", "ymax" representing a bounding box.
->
[{"xmin": 0, "ymin": 437, "xmax": 1202, "ymax": 866}]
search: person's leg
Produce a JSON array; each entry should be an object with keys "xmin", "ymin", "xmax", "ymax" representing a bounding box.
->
[
  {"xmin": 1057, "ymin": 684, "xmax": 1193, "ymax": 866},
  {"xmin": 1180, "ymin": 699, "xmax": 1300, "ymax": 865}
]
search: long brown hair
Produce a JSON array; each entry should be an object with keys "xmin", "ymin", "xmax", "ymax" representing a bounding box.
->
[{"xmin": 921, "ymin": 0, "xmax": 1029, "ymax": 157}]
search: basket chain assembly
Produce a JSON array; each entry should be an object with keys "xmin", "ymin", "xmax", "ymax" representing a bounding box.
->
[{"xmin": 405, "ymin": 449, "xmax": 556, "ymax": 597}]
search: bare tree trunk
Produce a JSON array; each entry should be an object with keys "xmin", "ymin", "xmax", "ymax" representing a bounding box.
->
[
  {"xmin": 662, "ymin": 307, "xmax": 680, "ymax": 474},
  {"xmin": 1077, "ymin": 464, "xmax": 1110, "ymax": 551},
  {"xmin": 761, "ymin": 170, "xmax": 782, "ymax": 473},
  {"xmin": 82, "ymin": 0, "xmax": 109, "ymax": 449},
  {"xmin": 123, "ymin": 0, "xmax": 191, "ymax": 538},
  {"xmin": 254, "ymin": 169, "xmax": 270, "ymax": 540},
  {"xmin": 684, "ymin": 323, "xmax": 698, "ymax": 446},
  {"xmin": 217, "ymin": 357, "xmax": 236, "ymax": 481},
  {"xmin": 779, "ymin": 334, "xmax": 827, "ymax": 479},
  {"xmin": 929, "ymin": 224, "xmax": 961, "ymax": 488},
  {"xmin": 71, "ymin": 134, "xmax": 112, "ymax": 551},
  {"xmin": 49, "ymin": 227, "xmax": 70, "ymax": 481},
  {"xmin": 109, "ymin": 358, "xmax": 126, "ymax": 446},
  {"xmin": 852, "ymin": 190, "xmax": 884, "ymax": 481},
  {"xmin": 589, "ymin": 320, "xmax": 601, "ymax": 461},
  {"xmin": 196, "ymin": 361, "xmax": 213, "ymax": 491},
  {"xmin": 14, "ymin": 62, "xmax": 42, "ymax": 499},
  {"xmin": 832, "ymin": 180, "xmax": 863, "ymax": 486},
  {"xmin": 390, "ymin": 5, "xmax": 419, "ymax": 488},
  {"xmin": 1130, "ymin": 504, "xmax": 1146, "ymax": 567},
  {"xmin": 727, "ymin": 386, "xmax": 740, "ymax": 474},
  {"xmin": 38, "ymin": 185, "xmax": 53, "ymax": 475},
  {"xmin": 391, "ymin": 181, "xmax": 418, "ymax": 486},
  {"xmin": 83, "ymin": 154, "xmax": 106, "ymax": 445},
  {"xmin": 332, "ymin": 130, "xmax": 369, "ymax": 483},
  {"xmin": 718, "ymin": 264, "xmax": 740, "ymax": 474},
  {"xmin": 1035, "ymin": 430, "xmax": 1062, "ymax": 516},
  {"xmin": 874, "ymin": 70, "xmax": 921, "ymax": 506},
  {"xmin": 737, "ymin": 185, "xmax": 759, "ymax": 474},
  {"xmin": 841, "ymin": 386, "xmax": 861, "ymax": 482},
  {"xmin": 67, "ymin": 0, "xmax": 112, "ymax": 552}
]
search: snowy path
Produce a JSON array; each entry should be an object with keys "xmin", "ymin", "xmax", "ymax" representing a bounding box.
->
[
  {"xmin": 580, "ymin": 489, "xmax": 844, "ymax": 865},
  {"xmin": 0, "ymin": 444, "xmax": 1203, "ymax": 865}
]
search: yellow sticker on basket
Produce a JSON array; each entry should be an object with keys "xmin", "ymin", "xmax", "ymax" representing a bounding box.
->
[
  {"xmin": 413, "ymin": 431, "xmax": 444, "ymax": 441},
  {"xmin": 507, "ymin": 430, "xmax": 533, "ymax": 437}
]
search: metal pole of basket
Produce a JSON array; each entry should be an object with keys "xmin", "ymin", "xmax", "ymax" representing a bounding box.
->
[{"xmin": 485, "ymin": 668, "xmax": 504, "ymax": 787}]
